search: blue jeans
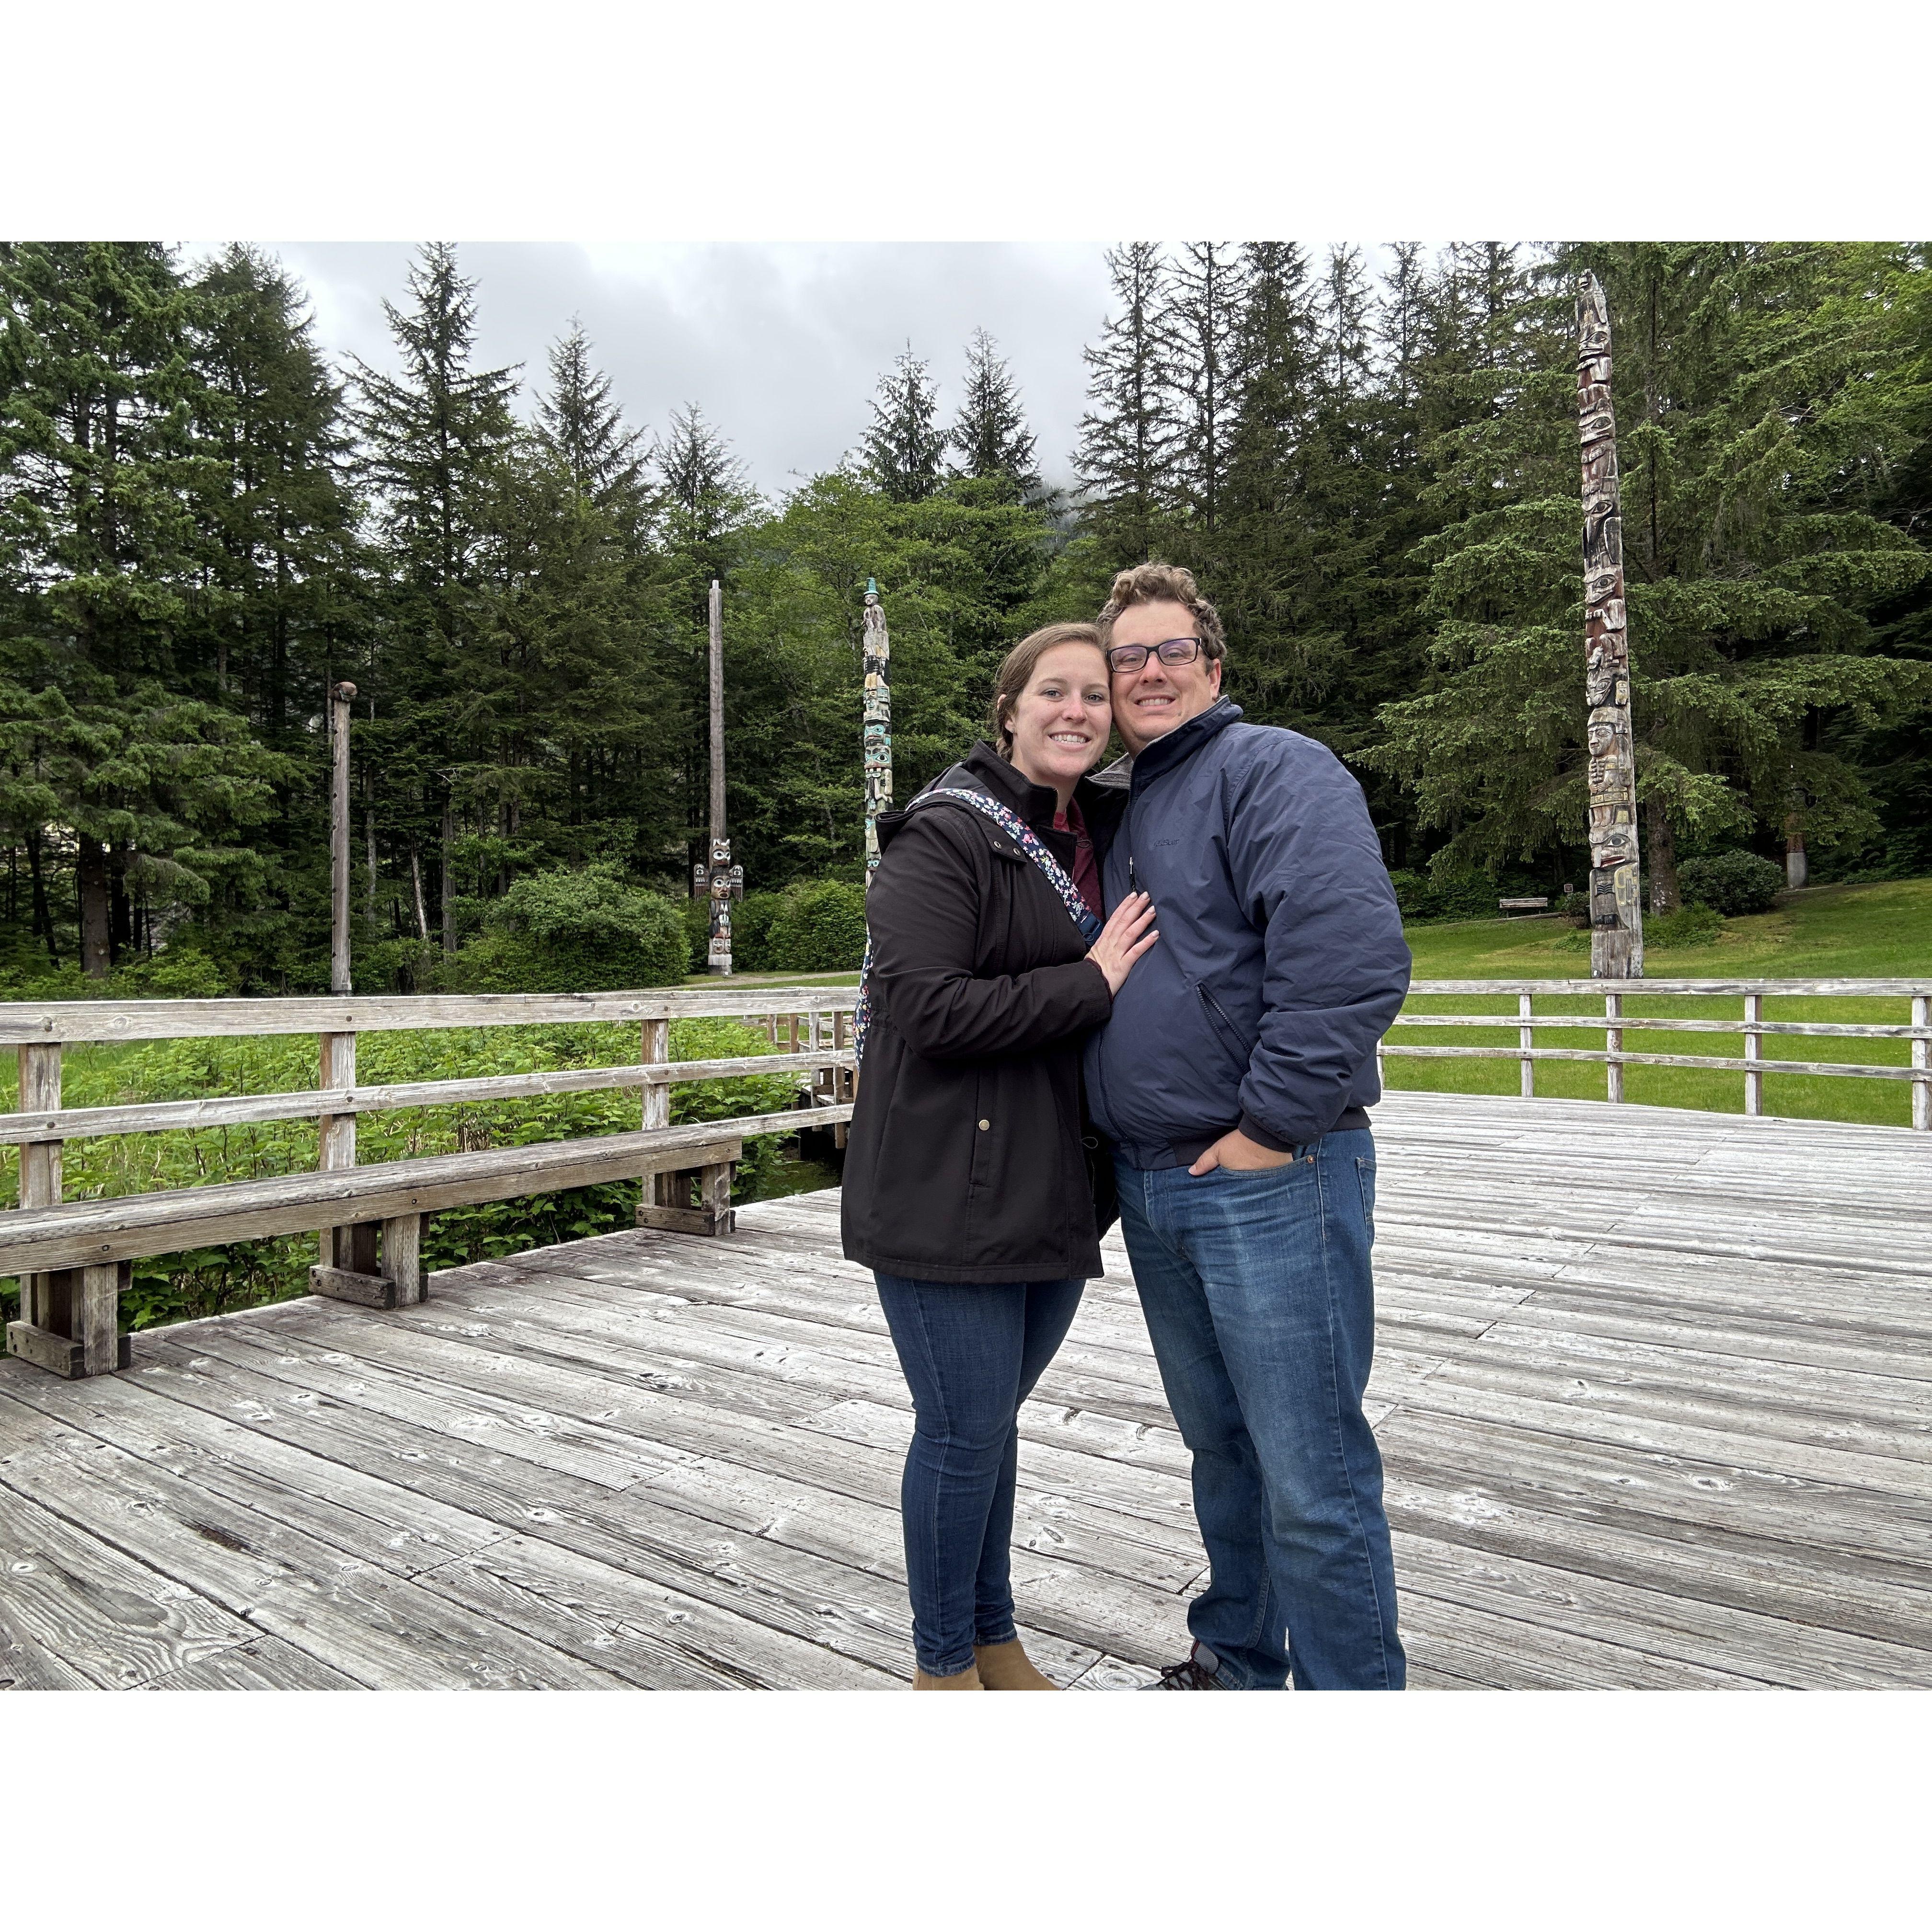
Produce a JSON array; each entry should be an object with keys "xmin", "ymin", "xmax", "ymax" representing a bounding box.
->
[
  {"xmin": 874, "ymin": 1274, "xmax": 1085, "ymax": 1677},
  {"xmin": 1115, "ymin": 1130, "xmax": 1404, "ymax": 1690}
]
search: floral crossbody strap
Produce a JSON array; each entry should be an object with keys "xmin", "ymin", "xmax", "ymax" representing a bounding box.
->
[{"xmin": 851, "ymin": 788, "xmax": 1102, "ymax": 1067}]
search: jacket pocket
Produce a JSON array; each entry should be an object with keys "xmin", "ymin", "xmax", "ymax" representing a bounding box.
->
[{"xmin": 1196, "ymin": 981, "xmax": 1250, "ymax": 1070}]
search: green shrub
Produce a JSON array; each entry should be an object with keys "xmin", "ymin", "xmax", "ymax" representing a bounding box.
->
[
  {"xmin": 442, "ymin": 865, "xmax": 688, "ymax": 991},
  {"xmin": 729, "ymin": 892, "xmax": 787, "ymax": 972},
  {"xmin": 1645, "ymin": 902, "xmax": 1726, "ymax": 949},
  {"xmin": 1388, "ymin": 870, "xmax": 1524, "ymax": 925},
  {"xmin": 1677, "ymin": 850, "xmax": 1785, "ymax": 917},
  {"xmin": 767, "ymin": 880, "xmax": 868, "ymax": 972}
]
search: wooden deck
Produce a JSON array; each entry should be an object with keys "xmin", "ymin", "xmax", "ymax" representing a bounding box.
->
[{"xmin": 2, "ymin": 1090, "xmax": 1927, "ymax": 1690}]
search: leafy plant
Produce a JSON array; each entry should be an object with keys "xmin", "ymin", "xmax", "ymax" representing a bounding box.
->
[{"xmin": 1678, "ymin": 851, "xmax": 1786, "ymax": 917}]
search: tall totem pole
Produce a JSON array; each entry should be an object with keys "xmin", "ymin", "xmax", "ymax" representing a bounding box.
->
[
  {"xmin": 697, "ymin": 578, "xmax": 742, "ymax": 973},
  {"xmin": 1577, "ymin": 273, "xmax": 1644, "ymax": 978},
  {"xmin": 861, "ymin": 579, "xmax": 893, "ymax": 883}
]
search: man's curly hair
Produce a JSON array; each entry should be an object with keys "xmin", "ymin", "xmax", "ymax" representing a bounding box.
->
[{"xmin": 1096, "ymin": 562, "xmax": 1226, "ymax": 661}]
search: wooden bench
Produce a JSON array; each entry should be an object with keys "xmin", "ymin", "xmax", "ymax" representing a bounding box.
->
[
  {"xmin": 0, "ymin": 1111, "xmax": 851, "ymax": 1380},
  {"xmin": 1497, "ymin": 897, "xmax": 1551, "ymax": 912}
]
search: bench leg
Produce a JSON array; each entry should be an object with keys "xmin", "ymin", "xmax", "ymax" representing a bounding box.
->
[
  {"xmin": 381, "ymin": 1214, "xmax": 426, "ymax": 1305},
  {"xmin": 6, "ymin": 1262, "xmax": 132, "ymax": 1378},
  {"xmin": 310, "ymin": 1215, "xmax": 423, "ymax": 1311},
  {"xmin": 637, "ymin": 1160, "xmax": 736, "ymax": 1236}
]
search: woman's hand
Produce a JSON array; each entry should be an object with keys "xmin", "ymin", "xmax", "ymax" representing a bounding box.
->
[{"xmin": 1087, "ymin": 891, "xmax": 1158, "ymax": 996}]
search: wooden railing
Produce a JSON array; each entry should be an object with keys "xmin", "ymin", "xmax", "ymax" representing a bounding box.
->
[
  {"xmin": 6, "ymin": 972, "xmax": 1925, "ymax": 1382},
  {"xmin": 1382, "ymin": 978, "xmax": 1932, "ymax": 1129},
  {"xmin": 1, "ymin": 987, "xmax": 860, "ymax": 1380}
]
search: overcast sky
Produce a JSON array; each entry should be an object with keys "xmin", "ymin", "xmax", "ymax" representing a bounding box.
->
[{"xmin": 228, "ymin": 242, "xmax": 1126, "ymax": 498}]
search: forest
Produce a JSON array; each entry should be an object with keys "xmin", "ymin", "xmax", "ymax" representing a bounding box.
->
[{"xmin": 2, "ymin": 239, "xmax": 1929, "ymax": 998}]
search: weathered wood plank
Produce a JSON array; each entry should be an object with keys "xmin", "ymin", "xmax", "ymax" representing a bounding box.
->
[
  {"xmin": 1393, "ymin": 1530, "xmax": 1931, "ymax": 1688},
  {"xmin": 0, "ymin": 1129, "xmax": 751, "ymax": 1275},
  {"xmin": 0, "ymin": 986, "xmax": 865, "ymax": 1045},
  {"xmin": 0, "ymin": 1475, "xmax": 260, "ymax": 1690},
  {"xmin": 133, "ymin": 1325, "xmax": 1192, "ymax": 1667},
  {"xmin": 0, "ymin": 1375, "xmax": 510, "ymax": 1578},
  {"xmin": 0, "ymin": 1403, "xmax": 628, "ymax": 1690},
  {"xmin": 0, "ymin": 1050, "xmax": 851, "ymax": 1145},
  {"xmin": 138, "ymin": 1635, "xmax": 364, "ymax": 1690}
]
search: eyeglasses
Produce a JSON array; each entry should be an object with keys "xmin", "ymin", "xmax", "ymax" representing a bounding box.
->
[{"xmin": 1104, "ymin": 637, "xmax": 1205, "ymax": 674}]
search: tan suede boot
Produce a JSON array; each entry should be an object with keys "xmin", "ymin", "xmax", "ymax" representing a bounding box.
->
[
  {"xmin": 913, "ymin": 1661, "xmax": 984, "ymax": 1689},
  {"xmin": 973, "ymin": 1639, "xmax": 1058, "ymax": 1690}
]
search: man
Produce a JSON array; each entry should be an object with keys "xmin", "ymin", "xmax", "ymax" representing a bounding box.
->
[{"xmin": 1084, "ymin": 562, "xmax": 1411, "ymax": 1690}]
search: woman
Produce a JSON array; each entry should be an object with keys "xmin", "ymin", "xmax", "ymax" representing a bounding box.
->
[{"xmin": 841, "ymin": 621, "xmax": 1158, "ymax": 1690}]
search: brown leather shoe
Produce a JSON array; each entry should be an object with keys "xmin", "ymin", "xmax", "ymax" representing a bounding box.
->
[
  {"xmin": 913, "ymin": 1661, "xmax": 984, "ymax": 1689},
  {"xmin": 973, "ymin": 1639, "xmax": 1058, "ymax": 1690}
]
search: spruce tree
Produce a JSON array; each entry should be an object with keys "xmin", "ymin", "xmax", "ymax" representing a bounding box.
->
[
  {"xmin": 861, "ymin": 349, "xmax": 947, "ymax": 503},
  {"xmin": 538, "ymin": 321, "xmax": 649, "ymax": 517},
  {"xmin": 949, "ymin": 328, "xmax": 1039, "ymax": 495},
  {"xmin": 1167, "ymin": 241, "xmax": 1248, "ymax": 536},
  {"xmin": 1074, "ymin": 242, "xmax": 1183, "ymax": 563},
  {"xmin": 350, "ymin": 243, "xmax": 519, "ymax": 938},
  {"xmin": 1367, "ymin": 242, "xmax": 1932, "ymax": 895},
  {"xmin": 0, "ymin": 242, "xmax": 286, "ymax": 975}
]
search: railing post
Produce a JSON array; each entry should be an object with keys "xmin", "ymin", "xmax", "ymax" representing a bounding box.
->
[
  {"xmin": 1914, "ymin": 995, "xmax": 1930, "ymax": 1133},
  {"xmin": 1744, "ymin": 993, "xmax": 1764, "ymax": 1118},
  {"xmin": 314, "ymin": 1029, "xmax": 374, "ymax": 1281},
  {"xmin": 6, "ymin": 1041, "xmax": 128, "ymax": 1377},
  {"xmin": 15, "ymin": 1043, "xmax": 62, "ymax": 1335},
  {"xmin": 1605, "ymin": 991, "xmax": 1624, "ymax": 1103},
  {"xmin": 639, "ymin": 1018, "xmax": 670, "ymax": 1223},
  {"xmin": 832, "ymin": 1009, "xmax": 852, "ymax": 1149},
  {"xmin": 1519, "ymin": 992, "xmax": 1534, "ymax": 1099}
]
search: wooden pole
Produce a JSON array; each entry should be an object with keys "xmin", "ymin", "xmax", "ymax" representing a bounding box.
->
[
  {"xmin": 862, "ymin": 579, "xmax": 892, "ymax": 883},
  {"xmin": 706, "ymin": 578, "xmax": 734, "ymax": 975},
  {"xmin": 329, "ymin": 682, "xmax": 356, "ymax": 996},
  {"xmin": 440, "ymin": 795, "xmax": 457, "ymax": 960},
  {"xmin": 364, "ymin": 697, "xmax": 378, "ymax": 941},
  {"xmin": 1577, "ymin": 273, "xmax": 1643, "ymax": 980}
]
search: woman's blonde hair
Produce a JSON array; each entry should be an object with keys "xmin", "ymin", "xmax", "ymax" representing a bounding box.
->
[{"xmin": 988, "ymin": 622, "xmax": 1108, "ymax": 758}]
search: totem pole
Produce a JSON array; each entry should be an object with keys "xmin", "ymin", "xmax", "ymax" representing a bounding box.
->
[
  {"xmin": 702, "ymin": 578, "xmax": 742, "ymax": 974},
  {"xmin": 862, "ymin": 578, "xmax": 893, "ymax": 883},
  {"xmin": 1577, "ymin": 273, "xmax": 1644, "ymax": 979}
]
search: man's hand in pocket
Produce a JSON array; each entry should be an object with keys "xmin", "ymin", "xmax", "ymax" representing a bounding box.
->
[{"xmin": 1189, "ymin": 1129, "xmax": 1296, "ymax": 1176}]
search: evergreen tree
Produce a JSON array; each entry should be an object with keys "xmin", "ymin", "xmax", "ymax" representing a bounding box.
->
[
  {"xmin": 656, "ymin": 402, "xmax": 755, "ymax": 581},
  {"xmin": 537, "ymin": 321, "xmax": 649, "ymax": 517},
  {"xmin": 0, "ymin": 242, "xmax": 286, "ymax": 975},
  {"xmin": 1167, "ymin": 241, "xmax": 1248, "ymax": 535},
  {"xmin": 350, "ymin": 243, "xmax": 519, "ymax": 596},
  {"xmin": 349, "ymin": 243, "xmax": 520, "ymax": 944},
  {"xmin": 861, "ymin": 348, "xmax": 947, "ymax": 504},
  {"xmin": 1367, "ymin": 243, "xmax": 1932, "ymax": 895},
  {"xmin": 948, "ymin": 328, "xmax": 1039, "ymax": 495},
  {"xmin": 1074, "ymin": 242, "xmax": 1183, "ymax": 563},
  {"xmin": 190, "ymin": 243, "xmax": 359, "ymax": 735}
]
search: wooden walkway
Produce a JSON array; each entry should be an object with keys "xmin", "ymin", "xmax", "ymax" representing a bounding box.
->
[{"xmin": 2, "ymin": 1091, "xmax": 1927, "ymax": 1690}]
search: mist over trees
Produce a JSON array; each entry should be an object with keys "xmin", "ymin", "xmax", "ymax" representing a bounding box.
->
[{"xmin": 2, "ymin": 238, "xmax": 1927, "ymax": 994}]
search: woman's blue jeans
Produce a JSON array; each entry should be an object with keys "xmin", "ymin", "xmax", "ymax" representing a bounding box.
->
[
  {"xmin": 1115, "ymin": 1130, "xmax": 1405, "ymax": 1690},
  {"xmin": 874, "ymin": 1273, "xmax": 1085, "ymax": 1677}
]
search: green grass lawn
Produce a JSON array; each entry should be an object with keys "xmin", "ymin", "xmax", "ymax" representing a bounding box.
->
[{"xmin": 1387, "ymin": 877, "xmax": 1932, "ymax": 1128}]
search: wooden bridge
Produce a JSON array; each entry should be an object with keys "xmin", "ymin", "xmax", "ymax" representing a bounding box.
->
[{"xmin": 1, "ymin": 984, "xmax": 1928, "ymax": 1689}]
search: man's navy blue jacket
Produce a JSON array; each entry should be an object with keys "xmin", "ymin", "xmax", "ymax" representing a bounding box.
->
[{"xmin": 1084, "ymin": 698, "xmax": 1412, "ymax": 1170}]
